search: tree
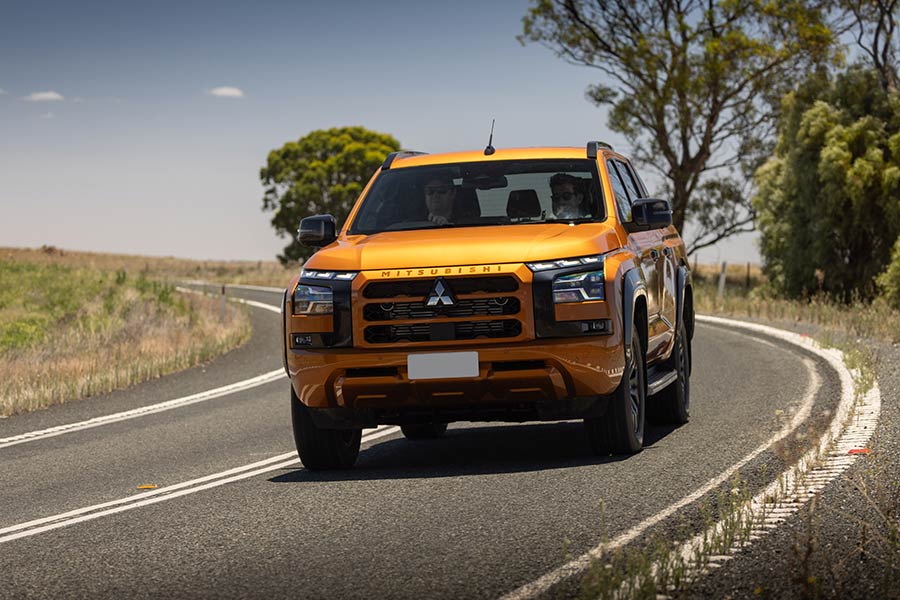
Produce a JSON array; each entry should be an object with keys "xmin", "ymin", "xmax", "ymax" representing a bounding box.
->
[
  {"xmin": 843, "ymin": 0, "xmax": 899, "ymax": 94},
  {"xmin": 754, "ymin": 67, "xmax": 900, "ymax": 301},
  {"xmin": 260, "ymin": 126, "xmax": 401, "ymax": 263},
  {"xmin": 519, "ymin": 0, "xmax": 837, "ymax": 254}
]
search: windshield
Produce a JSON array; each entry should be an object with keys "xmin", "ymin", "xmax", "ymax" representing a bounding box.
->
[{"xmin": 349, "ymin": 159, "xmax": 605, "ymax": 234}]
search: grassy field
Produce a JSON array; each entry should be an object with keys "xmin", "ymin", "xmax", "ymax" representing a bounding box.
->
[
  {"xmin": 0, "ymin": 248, "xmax": 256, "ymax": 417},
  {"xmin": 692, "ymin": 263, "xmax": 900, "ymax": 344},
  {"xmin": 1, "ymin": 246, "xmax": 296, "ymax": 289}
]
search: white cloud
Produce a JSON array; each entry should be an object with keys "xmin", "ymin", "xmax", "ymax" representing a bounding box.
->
[
  {"xmin": 207, "ymin": 86, "xmax": 244, "ymax": 98},
  {"xmin": 24, "ymin": 91, "xmax": 64, "ymax": 102}
]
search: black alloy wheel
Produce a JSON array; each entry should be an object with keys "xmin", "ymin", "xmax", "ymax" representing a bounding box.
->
[{"xmin": 585, "ymin": 332, "xmax": 646, "ymax": 455}]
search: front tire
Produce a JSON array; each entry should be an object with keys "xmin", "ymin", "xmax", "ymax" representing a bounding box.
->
[
  {"xmin": 586, "ymin": 333, "xmax": 646, "ymax": 455},
  {"xmin": 291, "ymin": 388, "xmax": 361, "ymax": 470},
  {"xmin": 400, "ymin": 423, "xmax": 448, "ymax": 439}
]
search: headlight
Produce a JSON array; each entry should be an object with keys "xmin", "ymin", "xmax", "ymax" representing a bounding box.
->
[
  {"xmin": 526, "ymin": 255, "xmax": 602, "ymax": 271},
  {"xmin": 552, "ymin": 270, "xmax": 605, "ymax": 303},
  {"xmin": 293, "ymin": 284, "xmax": 334, "ymax": 314}
]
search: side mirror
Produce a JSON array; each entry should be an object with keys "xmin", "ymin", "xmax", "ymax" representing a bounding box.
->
[
  {"xmin": 298, "ymin": 215, "xmax": 337, "ymax": 247},
  {"xmin": 631, "ymin": 198, "xmax": 672, "ymax": 230}
]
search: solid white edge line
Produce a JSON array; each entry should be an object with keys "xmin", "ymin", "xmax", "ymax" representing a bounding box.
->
[
  {"xmin": 0, "ymin": 426, "xmax": 401, "ymax": 543},
  {"xmin": 0, "ymin": 292, "xmax": 284, "ymax": 450},
  {"xmin": 178, "ymin": 280, "xmax": 285, "ymax": 294},
  {"xmin": 501, "ymin": 314, "xmax": 865, "ymax": 600},
  {"xmin": 174, "ymin": 286, "xmax": 282, "ymax": 314}
]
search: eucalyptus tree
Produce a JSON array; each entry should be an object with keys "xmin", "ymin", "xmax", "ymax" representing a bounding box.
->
[{"xmin": 520, "ymin": 0, "xmax": 837, "ymax": 253}]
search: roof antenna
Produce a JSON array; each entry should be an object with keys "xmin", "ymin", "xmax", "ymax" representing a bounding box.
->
[{"xmin": 484, "ymin": 119, "xmax": 496, "ymax": 156}]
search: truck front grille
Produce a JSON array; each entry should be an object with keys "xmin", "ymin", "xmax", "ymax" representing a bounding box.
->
[
  {"xmin": 363, "ymin": 276, "xmax": 518, "ymax": 299},
  {"xmin": 357, "ymin": 274, "xmax": 528, "ymax": 347},
  {"xmin": 363, "ymin": 297, "xmax": 520, "ymax": 321},
  {"xmin": 364, "ymin": 320, "xmax": 522, "ymax": 344}
]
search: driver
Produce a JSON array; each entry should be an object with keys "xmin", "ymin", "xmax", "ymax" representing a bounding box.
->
[
  {"xmin": 550, "ymin": 173, "xmax": 589, "ymax": 219},
  {"xmin": 423, "ymin": 175, "xmax": 457, "ymax": 225}
]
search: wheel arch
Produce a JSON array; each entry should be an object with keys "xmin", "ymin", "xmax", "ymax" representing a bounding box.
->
[{"xmin": 622, "ymin": 268, "xmax": 649, "ymax": 357}]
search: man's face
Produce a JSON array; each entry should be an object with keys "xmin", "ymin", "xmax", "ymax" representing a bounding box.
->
[
  {"xmin": 552, "ymin": 182, "xmax": 582, "ymax": 217},
  {"xmin": 424, "ymin": 178, "xmax": 456, "ymax": 218}
]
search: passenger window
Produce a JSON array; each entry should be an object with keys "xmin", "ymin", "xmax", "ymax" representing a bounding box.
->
[
  {"xmin": 606, "ymin": 160, "xmax": 632, "ymax": 221},
  {"xmin": 614, "ymin": 160, "xmax": 642, "ymax": 203}
]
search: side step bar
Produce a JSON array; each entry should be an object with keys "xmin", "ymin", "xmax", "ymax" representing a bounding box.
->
[{"xmin": 647, "ymin": 368, "xmax": 677, "ymax": 396}]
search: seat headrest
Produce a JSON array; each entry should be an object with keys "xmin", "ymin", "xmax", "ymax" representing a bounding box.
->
[
  {"xmin": 507, "ymin": 189, "xmax": 542, "ymax": 219},
  {"xmin": 453, "ymin": 186, "xmax": 481, "ymax": 219}
]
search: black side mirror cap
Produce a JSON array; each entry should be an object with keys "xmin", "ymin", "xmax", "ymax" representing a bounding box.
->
[
  {"xmin": 630, "ymin": 198, "xmax": 672, "ymax": 231},
  {"xmin": 298, "ymin": 215, "xmax": 337, "ymax": 247}
]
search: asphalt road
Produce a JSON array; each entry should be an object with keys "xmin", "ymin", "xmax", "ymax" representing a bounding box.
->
[{"xmin": 0, "ymin": 287, "xmax": 844, "ymax": 599}]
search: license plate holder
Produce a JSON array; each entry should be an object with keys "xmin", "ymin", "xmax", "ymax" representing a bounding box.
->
[{"xmin": 407, "ymin": 351, "xmax": 479, "ymax": 380}]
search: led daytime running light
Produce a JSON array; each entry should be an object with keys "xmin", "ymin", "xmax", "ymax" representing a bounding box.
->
[
  {"xmin": 301, "ymin": 269, "xmax": 358, "ymax": 281},
  {"xmin": 526, "ymin": 255, "xmax": 603, "ymax": 271}
]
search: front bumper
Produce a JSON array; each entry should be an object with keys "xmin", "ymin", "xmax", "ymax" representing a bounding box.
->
[{"xmin": 287, "ymin": 336, "xmax": 624, "ymax": 424}]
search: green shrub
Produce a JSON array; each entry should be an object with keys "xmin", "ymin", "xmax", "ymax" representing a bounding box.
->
[{"xmin": 877, "ymin": 237, "xmax": 900, "ymax": 309}]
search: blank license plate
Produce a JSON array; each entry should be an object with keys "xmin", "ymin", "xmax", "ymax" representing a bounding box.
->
[{"xmin": 407, "ymin": 351, "xmax": 479, "ymax": 380}]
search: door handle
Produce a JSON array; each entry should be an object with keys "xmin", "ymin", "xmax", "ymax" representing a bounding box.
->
[{"xmin": 650, "ymin": 249, "xmax": 660, "ymax": 260}]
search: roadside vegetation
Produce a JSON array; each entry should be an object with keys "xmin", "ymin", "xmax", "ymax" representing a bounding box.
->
[
  {"xmin": 0, "ymin": 246, "xmax": 296, "ymax": 289},
  {"xmin": 0, "ymin": 247, "xmax": 256, "ymax": 417}
]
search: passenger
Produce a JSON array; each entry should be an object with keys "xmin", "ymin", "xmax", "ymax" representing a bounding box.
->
[
  {"xmin": 550, "ymin": 173, "xmax": 589, "ymax": 219},
  {"xmin": 423, "ymin": 175, "xmax": 457, "ymax": 225}
]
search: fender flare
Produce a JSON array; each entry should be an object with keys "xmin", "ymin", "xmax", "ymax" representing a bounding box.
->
[
  {"xmin": 675, "ymin": 265, "xmax": 694, "ymax": 340},
  {"xmin": 622, "ymin": 268, "xmax": 648, "ymax": 350},
  {"xmin": 281, "ymin": 288, "xmax": 290, "ymax": 378}
]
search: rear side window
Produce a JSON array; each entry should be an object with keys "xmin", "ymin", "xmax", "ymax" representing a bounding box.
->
[
  {"xmin": 613, "ymin": 160, "xmax": 643, "ymax": 203},
  {"xmin": 606, "ymin": 160, "xmax": 632, "ymax": 222}
]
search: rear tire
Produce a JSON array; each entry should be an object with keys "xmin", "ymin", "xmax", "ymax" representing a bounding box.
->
[
  {"xmin": 291, "ymin": 388, "xmax": 361, "ymax": 470},
  {"xmin": 586, "ymin": 333, "xmax": 646, "ymax": 455},
  {"xmin": 400, "ymin": 423, "xmax": 448, "ymax": 440},
  {"xmin": 657, "ymin": 318, "xmax": 691, "ymax": 424}
]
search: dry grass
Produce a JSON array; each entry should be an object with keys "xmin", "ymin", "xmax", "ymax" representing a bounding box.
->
[
  {"xmin": 1, "ymin": 245, "xmax": 297, "ymax": 288},
  {"xmin": 692, "ymin": 265, "xmax": 900, "ymax": 344},
  {"xmin": 0, "ymin": 252, "xmax": 253, "ymax": 417}
]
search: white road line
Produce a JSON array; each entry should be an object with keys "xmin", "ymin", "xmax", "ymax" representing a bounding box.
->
[
  {"xmin": 174, "ymin": 286, "xmax": 282, "ymax": 314},
  {"xmin": 502, "ymin": 315, "xmax": 856, "ymax": 600},
  {"xmin": 0, "ymin": 294, "xmax": 284, "ymax": 450},
  {"xmin": 0, "ymin": 426, "xmax": 401, "ymax": 544},
  {"xmin": 178, "ymin": 281, "xmax": 285, "ymax": 294}
]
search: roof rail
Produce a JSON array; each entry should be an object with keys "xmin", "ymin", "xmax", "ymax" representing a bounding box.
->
[
  {"xmin": 586, "ymin": 141, "xmax": 614, "ymax": 159},
  {"xmin": 382, "ymin": 150, "xmax": 428, "ymax": 170}
]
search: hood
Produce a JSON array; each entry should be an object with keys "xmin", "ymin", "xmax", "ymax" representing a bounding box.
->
[{"xmin": 303, "ymin": 223, "xmax": 622, "ymax": 271}]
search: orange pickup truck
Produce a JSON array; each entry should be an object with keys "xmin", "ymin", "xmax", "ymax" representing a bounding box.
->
[{"xmin": 281, "ymin": 142, "xmax": 694, "ymax": 469}]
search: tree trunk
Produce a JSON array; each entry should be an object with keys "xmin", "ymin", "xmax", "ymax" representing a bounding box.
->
[{"xmin": 671, "ymin": 178, "xmax": 689, "ymax": 233}]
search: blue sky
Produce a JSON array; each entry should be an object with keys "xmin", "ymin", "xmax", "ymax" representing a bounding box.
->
[{"xmin": 0, "ymin": 0, "xmax": 757, "ymax": 263}]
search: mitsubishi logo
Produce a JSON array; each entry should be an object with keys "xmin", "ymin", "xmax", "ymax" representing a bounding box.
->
[{"xmin": 426, "ymin": 278, "xmax": 456, "ymax": 307}]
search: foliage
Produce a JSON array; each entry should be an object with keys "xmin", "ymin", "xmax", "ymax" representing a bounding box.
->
[
  {"xmin": 841, "ymin": 0, "xmax": 899, "ymax": 94},
  {"xmin": 877, "ymin": 236, "xmax": 900, "ymax": 307},
  {"xmin": 754, "ymin": 67, "xmax": 900, "ymax": 301},
  {"xmin": 519, "ymin": 0, "xmax": 837, "ymax": 254},
  {"xmin": 0, "ymin": 257, "xmax": 251, "ymax": 416},
  {"xmin": 260, "ymin": 126, "xmax": 400, "ymax": 263}
]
